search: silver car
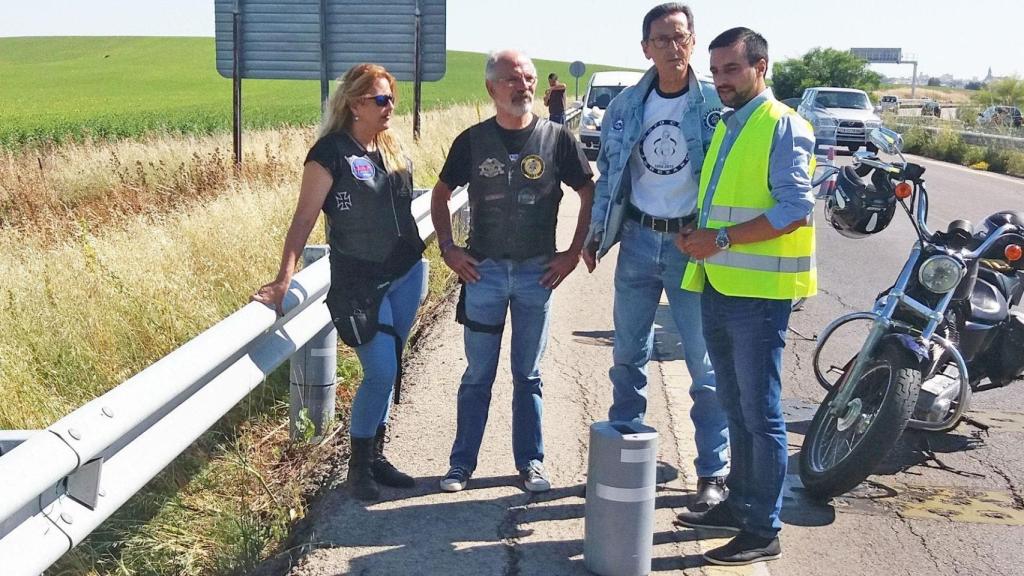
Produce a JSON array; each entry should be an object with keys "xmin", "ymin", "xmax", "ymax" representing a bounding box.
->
[
  {"xmin": 797, "ymin": 87, "xmax": 883, "ymax": 153},
  {"xmin": 578, "ymin": 71, "xmax": 643, "ymax": 160}
]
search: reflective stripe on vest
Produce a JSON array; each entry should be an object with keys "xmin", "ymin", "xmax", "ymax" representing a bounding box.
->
[
  {"xmin": 682, "ymin": 98, "xmax": 817, "ymax": 300},
  {"xmin": 705, "ymin": 251, "xmax": 815, "ymax": 273}
]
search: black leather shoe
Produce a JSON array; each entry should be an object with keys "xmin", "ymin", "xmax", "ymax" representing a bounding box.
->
[
  {"xmin": 676, "ymin": 502, "xmax": 742, "ymax": 533},
  {"xmin": 691, "ymin": 476, "xmax": 727, "ymax": 512},
  {"xmin": 703, "ymin": 531, "xmax": 781, "ymax": 566}
]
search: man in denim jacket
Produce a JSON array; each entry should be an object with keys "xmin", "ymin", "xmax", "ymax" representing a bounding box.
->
[{"xmin": 582, "ymin": 2, "xmax": 729, "ymax": 511}]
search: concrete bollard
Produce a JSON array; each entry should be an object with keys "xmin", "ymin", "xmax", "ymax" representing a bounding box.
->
[
  {"xmin": 584, "ymin": 421, "xmax": 659, "ymax": 576},
  {"xmin": 289, "ymin": 245, "xmax": 337, "ymax": 443}
]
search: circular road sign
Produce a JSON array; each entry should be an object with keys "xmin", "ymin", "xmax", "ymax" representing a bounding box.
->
[{"xmin": 569, "ymin": 61, "xmax": 586, "ymax": 78}]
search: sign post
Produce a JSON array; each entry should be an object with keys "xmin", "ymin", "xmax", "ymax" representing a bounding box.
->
[
  {"xmin": 569, "ymin": 60, "xmax": 586, "ymax": 101},
  {"xmin": 850, "ymin": 47, "xmax": 919, "ymax": 98},
  {"xmin": 215, "ymin": 0, "xmax": 447, "ymax": 161}
]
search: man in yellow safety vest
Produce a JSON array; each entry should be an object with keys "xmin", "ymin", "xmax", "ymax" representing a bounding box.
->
[{"xmin": 675, "ymin": 27, "xmax": 816, "ymax": 566}]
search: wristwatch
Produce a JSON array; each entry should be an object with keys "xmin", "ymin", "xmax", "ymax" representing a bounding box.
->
[{"xmin": 715, "ymin": 227, "xmax": 732, "ymax": 250}]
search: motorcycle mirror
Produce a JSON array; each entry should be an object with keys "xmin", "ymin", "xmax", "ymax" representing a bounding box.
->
[{"xmin": 869, "ymin": 127, "xmax": 904, "ymax": 155}]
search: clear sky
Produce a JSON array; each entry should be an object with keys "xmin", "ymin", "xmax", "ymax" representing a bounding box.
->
[{"xmin": 1, "ymin": 0, "xmax": 1018, "ymax": 80}]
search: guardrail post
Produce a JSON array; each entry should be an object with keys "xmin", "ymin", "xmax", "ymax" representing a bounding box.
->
[{"xmin": 289, "ymin": 245, "xmax": 337, "ymax": 443}]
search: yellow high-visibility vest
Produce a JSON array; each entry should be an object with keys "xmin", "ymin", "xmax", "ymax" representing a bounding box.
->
[{"xmin": 681, "ymin": 98, "xmax": 817, "ymax": 300}]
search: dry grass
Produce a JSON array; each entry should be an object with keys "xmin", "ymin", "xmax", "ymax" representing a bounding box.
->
[
  {"xmin": 881, "ymin": 86, "xmax": 975, "ymax": 103},
  {"xmin": 4, "ymin": 103, "xmax": 491, "ymax": 575}
]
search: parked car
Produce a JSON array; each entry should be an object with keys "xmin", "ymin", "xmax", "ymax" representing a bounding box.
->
[
  {"xmin": 977, "ymin": 105, "xmax": 1023, "ymax": 128},
  {"xmin": 879, "ymin": 95, "xmax": 900, "ymax": 113},
  {"xmin": 782, "ymin": 97, "xmax": 803, "ymax": 110},
  {"xmin": 797, "ymin": 87, "xmax": 883, "ymax": 153},
  {"xmin": 920, "ymin": 99, "xmax": 942, "ymax": 118},
  {"xmin": 578, "ymin": 71, "xmax": 644, "ymax": 160}
]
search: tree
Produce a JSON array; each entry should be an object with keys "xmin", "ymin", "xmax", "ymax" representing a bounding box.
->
[
  {"xmin": 965, "ymin": 81, "xmax": 986, "ymax": 91},
  {"xmin": 771, "ymin": 48, "xmax": 883, "ymax": 100},
  {"xmin": 927, "ymin": 77, "xmax": 942, "ymax": 87},
  {"xmin": 974, "ymin": 76, "xmax": 1024, "ymax": 106}
]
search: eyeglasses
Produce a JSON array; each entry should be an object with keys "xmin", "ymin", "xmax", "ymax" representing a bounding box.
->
[
  {"xmin": 498, "ymin": 75, "xmax": 537, "ymax": 87},
  {"xmin": 647, "ymin": 32, "xmax": 693, "ymax": 49},
  {"xmin": 361, "ymin": 94, "xmax": 395, "ymax": 107}
]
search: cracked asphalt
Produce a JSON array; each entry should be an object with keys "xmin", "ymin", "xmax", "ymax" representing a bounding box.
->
[{"xmin": 268, "ymin": 157, "xmax": 1024, "ymax": 575}]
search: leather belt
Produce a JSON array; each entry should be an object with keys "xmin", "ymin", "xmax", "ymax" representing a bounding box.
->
[{"xmin": 626, "ymin": 204, "xmax": 696, "ymax": 233}]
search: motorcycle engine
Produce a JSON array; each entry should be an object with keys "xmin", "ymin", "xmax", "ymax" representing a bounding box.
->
[{"xmin": 913, "ymin": 371, "xmax": 961, "ymax": 424}]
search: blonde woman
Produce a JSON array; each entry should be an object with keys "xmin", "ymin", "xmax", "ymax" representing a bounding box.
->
[{"xmin": 253, "ymin": 64, "xmax": 427, "ymax": 501}]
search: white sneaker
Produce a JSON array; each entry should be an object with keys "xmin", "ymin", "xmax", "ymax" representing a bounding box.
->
[
  {"xmin": 520, "ymin": 460, "xmax": 551, "ymax": 492},
  {"xmin": 440, "ymin": 466, "xmax": 471, "ymax": 492}
]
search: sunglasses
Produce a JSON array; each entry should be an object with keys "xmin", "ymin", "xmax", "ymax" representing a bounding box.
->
[{"xmin": 362, "ymin": 94, "xmax": 395, "ymax": 107}]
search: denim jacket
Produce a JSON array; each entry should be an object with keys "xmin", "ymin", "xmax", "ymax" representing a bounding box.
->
[{"xmin": 587, "ymin": 66, "xmax": 724, "ymax": 258}]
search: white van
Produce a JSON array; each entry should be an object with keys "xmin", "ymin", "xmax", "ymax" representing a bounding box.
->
[{"xmin": 578, "ymin": 71, "xmax": 643, "ymax": 160}]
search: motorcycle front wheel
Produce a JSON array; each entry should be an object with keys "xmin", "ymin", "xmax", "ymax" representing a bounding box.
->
[{"xmin": 799, "ymin": 340, "xmax": 922, "ymax": 498}]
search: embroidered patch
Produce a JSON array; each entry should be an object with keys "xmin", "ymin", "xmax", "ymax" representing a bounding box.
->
[
  {"xmin": 347, "ymin": 156, "xmax": 376, "ymax": 181},
  {"xmin": 520, "ymin": 155, "xmax": 545, "ymax": 179},
  {"xmin": 335, "ymin": 190, "xmax": 352, "ymax": 211},
  {"xmin": 613, "ymin": 119, "xmax": 625, "ymax": 131},
  {"xmin": 703, "ymin": 108, "xmax": 723, "ymax": 130},
  {"xmin": 479, "ymin": 157, "xmax": 505, "ymax": 178}
]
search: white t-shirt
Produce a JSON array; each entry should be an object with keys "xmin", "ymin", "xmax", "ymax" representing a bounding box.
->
[{"xmin": 628, "ymin": 87, "xmax": 696, "ymax": 218}]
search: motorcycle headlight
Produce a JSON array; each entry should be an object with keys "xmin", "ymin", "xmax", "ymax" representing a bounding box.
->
[{"xmin": 918, "ymin": 255, "xmax": 964, "ymax": 293}]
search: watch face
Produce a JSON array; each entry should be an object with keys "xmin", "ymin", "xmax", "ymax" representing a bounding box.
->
[{"xmin": 716, "ymin": 229, "xmax": 729, "ymax": 249}]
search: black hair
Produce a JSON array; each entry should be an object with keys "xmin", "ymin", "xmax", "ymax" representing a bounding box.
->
[
  {"xmin": 709, "ymin": 27, "xmax": 769, "ymax": 68},
  {"xmin": 642, "ymin": 3, "xmax": 694, "ymax": 41},
  {"xmin": 548, "ymin": 72, "xmax": 558, "ymax": 81}
]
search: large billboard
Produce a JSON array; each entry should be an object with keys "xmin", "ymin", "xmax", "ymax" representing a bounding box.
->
[
  {"xmin": 850, "ymin": 48, "xmax": 902, "ymax": 64},
  {"xmin": 214, "ymin": 0, "xmax": 446, "ymax": 81}
]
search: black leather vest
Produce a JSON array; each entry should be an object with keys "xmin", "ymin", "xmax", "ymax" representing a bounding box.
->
[
  {"xmin": 467, "ymin": 119, "xmax": 563, "ymax": 260},
  {"xmin": 320, "ymin": 133, "xmax": 424, "ymax": 264}
]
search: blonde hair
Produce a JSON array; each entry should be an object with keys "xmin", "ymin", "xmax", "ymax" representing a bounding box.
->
[{"xmin": 319, "ymin": 63, "xmax": 410, "ymax": 187}]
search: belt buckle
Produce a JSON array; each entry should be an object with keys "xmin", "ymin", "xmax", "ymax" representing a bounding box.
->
[{"xmin": 652, "ymin": 217, "xmax": 668, "ymax": 233}]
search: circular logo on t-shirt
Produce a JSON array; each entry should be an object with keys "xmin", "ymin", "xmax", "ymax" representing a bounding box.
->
[{"xmin": 639, "ymin": 119, "xmax": 689, "ymax": 175}]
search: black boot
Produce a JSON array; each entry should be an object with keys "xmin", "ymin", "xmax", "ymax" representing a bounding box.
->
[
  {"xmin": 347, "ymin": 436, "xmax": 380, "ymax": 501},
  {"xmin": 371, "ymin": 424, "xmax": 415, "ymax": 488}
]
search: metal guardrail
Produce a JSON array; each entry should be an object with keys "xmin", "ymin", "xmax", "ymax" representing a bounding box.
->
[
  {"xmin": 890, "ymin": 123, "xmax": 1024, "ymax": 150},
  {"xmin": 0, "ymin": 186, "xmax": 469, "ymax": 575},
  {"xmin": 563, "ymin": 102, "xmax": 583, "ymax": 133}
]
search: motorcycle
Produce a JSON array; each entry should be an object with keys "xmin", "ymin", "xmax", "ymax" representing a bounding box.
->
[{"xmin": 798, "ymin": 127, "xmax": 1024, "ymax": 498}]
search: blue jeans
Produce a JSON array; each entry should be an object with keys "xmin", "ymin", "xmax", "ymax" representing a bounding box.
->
[
  {"xmin": 349, "ymin": 259, "xmax": 428, "ymax": 439},
  {"xmin": 701, "ymin": 281, "xmax": 791, "ymax": 538},
  {"xmin": 609, "ymin": 219, "xmax": 729, "ymax": 478},
  {"xmin": 449, "ymin": 256, "xmax": 552, "ymax": 472},
  {"xmin": 549, "ymin": 113, "xmax": 565, "ymax": 124}
]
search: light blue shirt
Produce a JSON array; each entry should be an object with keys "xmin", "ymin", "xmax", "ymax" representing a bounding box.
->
[{"xmin": 699, "ymin": 88, "xmax": 816, "ymax": 230}]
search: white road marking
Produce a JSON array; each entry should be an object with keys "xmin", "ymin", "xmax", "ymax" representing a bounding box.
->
[{"xmin": 905, "ymin": 154, "xmax": 1024, "ymax": 187}]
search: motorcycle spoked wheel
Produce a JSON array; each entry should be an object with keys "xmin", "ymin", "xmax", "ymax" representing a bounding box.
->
[{"xmin": 799, "ymin": 340, "xmax": 922, "ymax": 498}]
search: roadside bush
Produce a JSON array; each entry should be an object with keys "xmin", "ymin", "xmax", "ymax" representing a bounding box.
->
[
  {"xmin": 985, "ymin": 148, "xmax": 1013, "ymax": 174},
  {"xmin": 930, "ymin": 129, "xmax": 968, "ymax": 164},
  {"xmin": 1007, "ymin": 152, "xmax": 1024, "ymax": 178},
  {"xmin": 963, "ymin": 146, "xmax": 988, "ymax": 167}
]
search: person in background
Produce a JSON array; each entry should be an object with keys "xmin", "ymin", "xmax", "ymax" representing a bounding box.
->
[
  {"xmin": 253, "ymin": 63, "xmax": 427, "ymax": 502},
  {"xmin": 544, "ymin": 72, "xmax": 568, "ymax": 124}
]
